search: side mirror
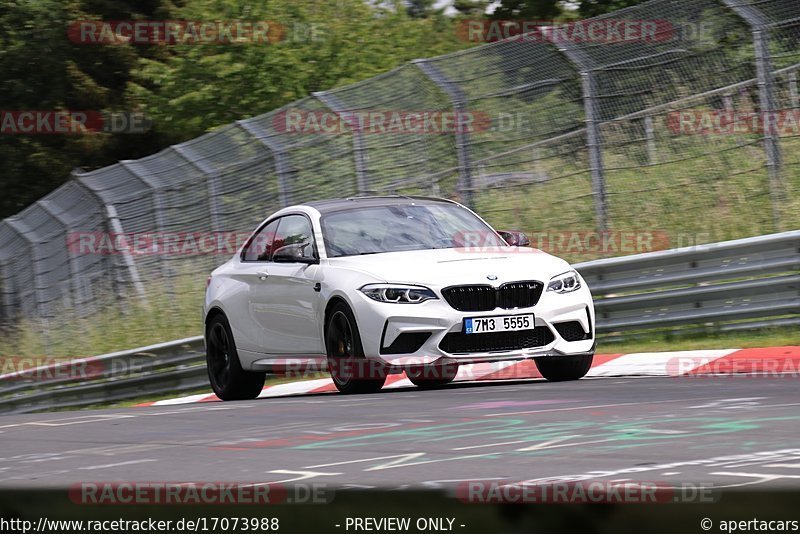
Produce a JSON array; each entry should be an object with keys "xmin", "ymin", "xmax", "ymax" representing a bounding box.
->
[
  {"xmin": 273, "ymin": 243, "xmax": 318, "ymax": 264},
  {"xmin": 498, "ymin": 230, "xmax": 530, "ymax": 247}
]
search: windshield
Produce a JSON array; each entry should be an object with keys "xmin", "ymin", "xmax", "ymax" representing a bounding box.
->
[{"xmin": 321, "ymin": 203, "xmax": 507, "ymax": 257}]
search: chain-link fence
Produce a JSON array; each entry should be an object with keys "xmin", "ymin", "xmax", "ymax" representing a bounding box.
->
[{"xmin": 1, "ymin": 0, "xmax": 799, "ymax": 327}]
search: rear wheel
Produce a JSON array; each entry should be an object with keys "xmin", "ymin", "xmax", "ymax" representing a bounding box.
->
[
  {"xmin": 407, "ymin": 362, "xmax": 458, "ymax": 388},
  {"xmin": 326, "ymin": 302, "xmax": 386, "ymax": 394},
  {"xmin": 534, "ymin": 354, "xmax": 593, "ymax": 382},
  {"xmin": 206, "ymin": 314, "xmax": 266, "ymax": 400}
]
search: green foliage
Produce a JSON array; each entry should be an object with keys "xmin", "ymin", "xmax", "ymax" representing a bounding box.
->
[
  {"xmin": 405, "ymin": 0, "xmax": 438, "ymax": 19},
  {"xmin": 0, "ymin": 0, "xmax": 472, "ymax": 218},
  {"xmin": 127, "ymin": 0, "xmax": 472, "ymax": 140},
  {"xmin": 0, "ymin": 0, "xmax": 173, "ymax": 218},
  {"xmin": 452, "ymin": 0, "xmax": 490, "ymax": 16},
  {"xmin": 490, "ymin": 0, "xmax": 561, "ymax": 21}
]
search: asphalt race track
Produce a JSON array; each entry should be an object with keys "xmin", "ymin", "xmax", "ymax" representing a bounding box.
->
[{"xmin": 0, "ymin": 376, "xmax": 799, "ymax": 489}]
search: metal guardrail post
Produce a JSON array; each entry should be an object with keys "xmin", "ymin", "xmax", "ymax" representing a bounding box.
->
[
  {"xmin": 541, "ymin": 34, "xmax": 608, "ymax": 233},
  {"xmin": 721, "ymin": 0, "xmax": 785, "ymax": 231},
  {"xmin": 72, "ymin": 173, "xmax": 147, "ymax": 302},
  {"xmin": 413, "ymin": 59, "xmax": 474, "ymax": 209},
  {"xmin": 313, "ymin": 91, "xmax": 370, "ymax": 195},
  {"xmin": 236, "ymin": 120, "xmax": 293, "ymax": 207},
  {"xmin": 171, "ymin": 144, "xmax": 223, "ymax": 233}
]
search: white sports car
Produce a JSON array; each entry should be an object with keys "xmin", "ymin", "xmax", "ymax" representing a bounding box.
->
[{"xmin": 204, "ymin": 196, "xmax": 595, "ymax": 399}]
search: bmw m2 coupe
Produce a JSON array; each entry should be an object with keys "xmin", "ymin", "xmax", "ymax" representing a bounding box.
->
[{"xmin": 204, "ymin": 196, "xmax": 594, "ymax": 399}]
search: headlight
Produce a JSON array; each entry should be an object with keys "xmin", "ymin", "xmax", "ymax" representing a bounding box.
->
[
  {"xmin": 547, "ymin": 271, "xmax": 581, "ymax": 294},
  {"xmin": 359, "ymin": 284, "xmax": 438, "ymax": 303}
]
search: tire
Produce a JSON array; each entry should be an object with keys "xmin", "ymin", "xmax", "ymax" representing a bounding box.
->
[
  {"xmin": 407, "ymin": 362, "xmax": 458, "ymax": 388},
  {"xmin": 534, "ymin": 353, "xmax": 593, "ymax": 382},
  {"xmin": 206, "ymin": 314, "xmax": 266, "ymax": 400},
  {"xmin": 326, "ymin": 302, "xmax": 386, "ymax": 394}
]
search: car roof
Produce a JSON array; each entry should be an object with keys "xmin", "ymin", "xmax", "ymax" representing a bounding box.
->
[{"xmin": 304, "ymin": 195, "xmax": 456, "ymax": 215}]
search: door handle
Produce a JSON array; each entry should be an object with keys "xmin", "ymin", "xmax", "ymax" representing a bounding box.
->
[{"xmin": 255, "ymin": 271, "xmax": 269, "ymax": 280}]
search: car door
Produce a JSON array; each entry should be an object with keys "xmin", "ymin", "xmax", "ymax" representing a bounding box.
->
[
  {"xmin": 249, "ymin": 214, "xmax": 324, "ymax": 355},
  {"xmin": 227, "ymin": 218, "xmax": 281, "ymax": 354}
]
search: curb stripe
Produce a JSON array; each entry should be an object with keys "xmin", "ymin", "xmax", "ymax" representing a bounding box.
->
[{"xmin": 138, "ymin": 346, "xmax": 799, "ymax": 407}]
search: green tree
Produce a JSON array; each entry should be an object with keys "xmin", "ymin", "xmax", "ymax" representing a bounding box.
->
[
  {"xmin": 128, "ymin": 0, "xmax": 471, "ymax": 140},
  {"xmin": 0, "ymin": 0, "xmax": 173, "ymax": 218},
  {"xmin": 0, "ymin": 0, "xmax": 471, "ymax": 218},
  {"xmin": 490, "ymin": 0, "xmax": 562, "ymax": 21},
  {"xmin": 406, "ymin": 0, "xmax": 437, "ymax": 19},
  {"xmin": 453, "ymin": 0, "xmax": 490, "ymax": 16}
]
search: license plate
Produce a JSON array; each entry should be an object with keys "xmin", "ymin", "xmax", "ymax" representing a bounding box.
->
[{"xmin": 464, "ymin": 314, "xmax": 534, "ymax": 334}]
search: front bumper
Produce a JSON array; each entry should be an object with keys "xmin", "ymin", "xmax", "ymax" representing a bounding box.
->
[{"xmin": 350, "ymin": 282, "xmax": 595, "ymax": 367}]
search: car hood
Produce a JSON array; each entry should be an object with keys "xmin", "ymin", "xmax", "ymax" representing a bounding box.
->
[{"xmin": 325, "ymin": 247, "xmax": 571, "ymax": 287}]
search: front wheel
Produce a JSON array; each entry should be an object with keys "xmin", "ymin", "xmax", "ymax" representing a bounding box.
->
[
  {"xmin": 534, "ymin": 354, "xmax": 593, "ymax": 382},
  {"xmin": 326, "ymin": 303, "xmax": 386, "ymax": 394},
  {"xmin": 206, "ymin": 314, "xmax": 266, "ymax": 400}
]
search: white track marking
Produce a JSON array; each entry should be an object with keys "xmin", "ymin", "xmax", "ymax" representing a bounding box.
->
[
  {"xmin": 78, "ymin": 459, "xmax": 158, "ymax": 470},
  {"xmin": 262, "ymin": 470, "xmax": 342, "ymax": 483},
  {"xmin": 306, "ymin": 453, "xmax": 427, "ymax": 471}
]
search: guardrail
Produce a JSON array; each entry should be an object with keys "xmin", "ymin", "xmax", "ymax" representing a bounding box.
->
[
  {"xmin": 0, "ymin": 336, "xmax": 204, "ymax": 414},
  {"xmin": 576, "ymin": 230, "xmax": 800, "ymax": 338},
  {"xmin": 1, "ymin": 230, "xmax": 797, "ymax": 414}
]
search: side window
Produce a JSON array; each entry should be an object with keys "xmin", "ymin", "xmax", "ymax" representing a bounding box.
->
[
  {"xmin": 242, "ymin": 219, "xmax": 279, "ymax": 262},
  {"xmin": 273, "ymin": 215, "xmax": 316, "ymax": 260}
]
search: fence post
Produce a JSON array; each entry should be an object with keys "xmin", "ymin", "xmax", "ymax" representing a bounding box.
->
[
  {"xmin": 236, "ymin": 120, "xmax": 293, "ymax": 207},
  {"xmin": 412, "ymin": 59, "xmax": 474, "ymax": 208},
  {"xmin": 0, "ymin": 258, "xmax": 11, "ymax": 323},
  {"xmin": 541, "ymin": 35, "xmax": 608, "ymax": 233},
  {"xmin": 313, "ymin": 91, "xmax": 370, "ymax": 195},
  {"xmin": 119, "ymin": 161, "xmax": 171, "ymax": 283},
  {"xmin": 4, "ymin": 219, "xmax": 50, "ymax": 319},
  {"xmin": 73, "ymin": 173, "xmax": 147, "ymax": 303},
  {"xmin": 644, "ymin": 116, "xmax": 657, "ymax": 165},
  {"xmin": 721, "ymin": 0, "xmax": 784, "ymax": 231},
  {"xmin": 36, "ymin": 200, "xmax": 82, "ymax": 311},
  {"xmin": 0, "ymin": 227, "xmax": 23, "ymax": 322},
  {"xmin": 171, "ymin": 144, "xmax": 223, "ymax": 233}
]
